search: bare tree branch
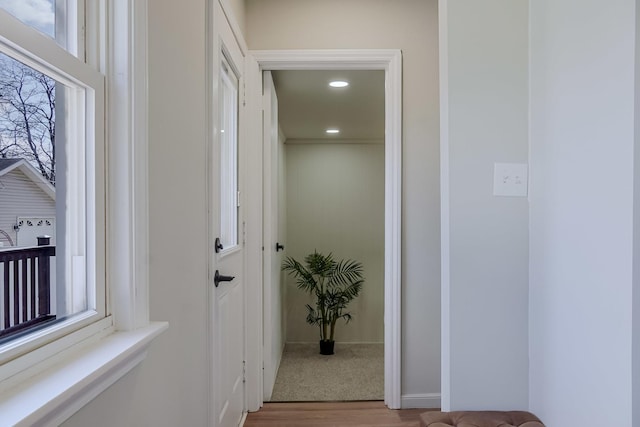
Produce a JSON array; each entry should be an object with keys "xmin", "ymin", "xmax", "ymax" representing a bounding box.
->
[{"xmin": 0, "ymin": 54, "xmax": 56, "ymax": 184}]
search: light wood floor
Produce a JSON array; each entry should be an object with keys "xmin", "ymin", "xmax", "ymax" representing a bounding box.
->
[{"xmin": 243, "ymin": 401, "xmax": 435, "ymax": 427}]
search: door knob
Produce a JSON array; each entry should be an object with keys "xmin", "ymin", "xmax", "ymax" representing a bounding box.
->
[
  {"xmin": 214, "ymin": 270, "xmax": 235, "ymax": 287},
  {"xmin": 214, "ymin": 237, "xmax": 223, "ymax": 253},
  {"xmin": 276, "ymin": 242, "xmax": 285, "ymax": 252}
]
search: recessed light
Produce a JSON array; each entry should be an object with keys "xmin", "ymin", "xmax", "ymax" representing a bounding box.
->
[
  {"xmin": 329, "ymin": 80, "xmax": 349, "ymax": 88},
  {"xmin": 326, "ymin": 129, "xmax": 340, "ymax": 134}
]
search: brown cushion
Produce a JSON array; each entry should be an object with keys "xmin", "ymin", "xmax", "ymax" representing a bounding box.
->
[{"xmin": 419, "ymin": 411, "xmax": 544, "ymax": 427}]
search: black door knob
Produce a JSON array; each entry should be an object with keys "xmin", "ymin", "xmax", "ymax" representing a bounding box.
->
[
  {"xmin": 214, "ymin": 237, "xmax": 223, "ymax": 253},
  {"xmin": 214, "ymin": 270, "xmax": 235, "ymax": 287},
  {"xmin": 276, "ymin": 242, "xmax": 285, "ymax": 252}
]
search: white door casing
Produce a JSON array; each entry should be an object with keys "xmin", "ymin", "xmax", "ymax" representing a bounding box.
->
[
  {"xmin": 243, "ymin": 52, "xmax": 264, "ymax": 412},
  {"xmin": 208, "ymin": 1, "xmax": 246, "ymax": 426},
  {"xmin": 246, "ymin": 49, "xmax": 403, "ymax": 409}
]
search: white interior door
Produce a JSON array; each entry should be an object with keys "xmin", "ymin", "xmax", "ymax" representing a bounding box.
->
[
  {"xmin": 211, "ymin": 4, "xmax": 245, "ymax": 426},
  {"xmin": 262, "ymin": 71, "xmax": 285, "ymax": 400}
]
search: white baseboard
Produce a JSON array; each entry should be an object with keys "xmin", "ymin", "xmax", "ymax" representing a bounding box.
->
[
  {"xmin": 285, "ymin": 341, "xmax": 384, "ymax": 345},
  {"xmin": 401, "ymin": 393, "xmax": 441, "ymax": 409}
]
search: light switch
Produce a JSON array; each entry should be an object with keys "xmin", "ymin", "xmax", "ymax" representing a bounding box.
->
[{"xmin": 493, "ymin": 163, "xmax": 528, "ymax": 197}]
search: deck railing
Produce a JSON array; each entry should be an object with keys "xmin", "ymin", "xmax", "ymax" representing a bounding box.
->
[{"xmin": 0, "ymin": 237, "xmax": 56, "ymax": 339}]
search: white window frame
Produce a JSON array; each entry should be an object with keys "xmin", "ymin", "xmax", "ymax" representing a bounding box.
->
[
  {"xmin": 0, "ymin": 1, "xmax": 166, "ymax": 425},
  {"xmin": 55, "ymin": 0, "xmax": 84, "ymax": 58},
  {"xmin": 0, "ymin": 4, "xmax": 106, "ymax": 365},
  {"xmin": 219, "ymin": 53, "xmax": 240, "ymax": 252}
]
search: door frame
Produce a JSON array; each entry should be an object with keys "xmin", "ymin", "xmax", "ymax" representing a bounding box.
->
[{"xmin": 244, "ymin": 49, "xmax": 403, "ymax": 410}]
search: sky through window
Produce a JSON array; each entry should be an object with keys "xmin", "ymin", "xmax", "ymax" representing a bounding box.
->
[{"xmin": 0, "ymin": 0, "xmax": 55, "ymax": 38}]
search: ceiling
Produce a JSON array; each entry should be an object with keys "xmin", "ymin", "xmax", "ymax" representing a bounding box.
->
[{"xmin": 271, "ymin": 69, "xmax": 385, "ymax": 142}]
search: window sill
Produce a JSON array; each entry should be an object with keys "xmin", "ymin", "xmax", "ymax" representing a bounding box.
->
[{"xmin": 0, "ymin": 321, "xmax": 168, "ymax": 426}]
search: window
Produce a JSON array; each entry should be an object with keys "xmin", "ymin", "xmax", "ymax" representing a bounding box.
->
[
  {"xmin": 0, "ymin": 3, "xmax": 105, "ymax": 362},
  {"xmin": 0, "ymin": 2, "xmax": 162, "ymax": 424},
  {"xmin": 219, "ymin": 54, "xmax": 239, "ymax": 250}
]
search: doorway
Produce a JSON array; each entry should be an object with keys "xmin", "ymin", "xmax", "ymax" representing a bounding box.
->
[
  {"xmin": 265, "ymin": 69, "xmax": 385, "ymax": 402},
  {"xmin": 244, "ymin": 49, "xmax": 403, "ymax": 410}
]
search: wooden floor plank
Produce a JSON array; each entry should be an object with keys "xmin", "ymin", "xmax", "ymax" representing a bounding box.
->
[{"xmin": 243, "ymin": 401, "xmax": 436, "ymax": 427}]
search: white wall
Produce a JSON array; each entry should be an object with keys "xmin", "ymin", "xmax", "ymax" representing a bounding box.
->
[
  {"xmin": 529, "ymin": 1, "xmax": 636, "ymax": 425},
  {"xmin": 635, "ymin": 4, "xmax": 640, "ymax": 423},
  {"xmin": 247, "ymin": 0, "xmax": 441, "ymax": 402},
  {"xmin": 224, "ymin": 0, "xmax": 246, "ymax": 37},
  {"xmin": 440, "ymin": 0, "xmax": 529, "ymax": 411},
  {"xmin": 62, "ymin": 1, "xmax": 210, "ymax": 425},
  {"xmin": 284, "ymin": 141, "xmax": 385, "ymax": 343}
]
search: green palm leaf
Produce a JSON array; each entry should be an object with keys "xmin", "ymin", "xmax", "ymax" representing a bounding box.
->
[{"xmin": 282, "ymin": 251, "xmax": 365, "ymax": 342}]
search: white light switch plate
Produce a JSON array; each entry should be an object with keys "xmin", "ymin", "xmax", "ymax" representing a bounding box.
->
[{"xmin": 493, "ymin": 163, "xmax": 528, "ymax": 197}]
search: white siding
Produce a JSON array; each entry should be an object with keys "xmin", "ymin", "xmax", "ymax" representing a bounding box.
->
[{"xmin": 0, "ymin": 169, "xmax": 55, "ymax": 247}]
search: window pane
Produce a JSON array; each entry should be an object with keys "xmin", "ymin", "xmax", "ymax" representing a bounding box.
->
[
  {"xmin": 0, "ymin": 0, "xmax": 55, "ymax": 38},
  {"xmin": 0, "ymin": 52, "xmax": 87, "ymax": 342},
  {"xmin": 219, "ymin": 57, "xmax": 238, "ymax": 250}
]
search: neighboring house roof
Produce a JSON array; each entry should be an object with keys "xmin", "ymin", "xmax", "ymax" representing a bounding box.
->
[
  {"xmin": 0, "ymin": 158, "xmax": 55, "ymax": 200},
  {"xmin": 0, "ymin": 159, "xmax": 22, "ymax": 171}
]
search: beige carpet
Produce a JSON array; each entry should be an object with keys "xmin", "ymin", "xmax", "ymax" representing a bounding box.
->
[{"xmin": 269, "ymin": 343, "xmax": 384, "ymax": 402}]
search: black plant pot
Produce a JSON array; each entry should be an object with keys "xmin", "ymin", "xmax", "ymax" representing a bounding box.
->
[{"xmin": 319, "ymin": 339, "xmax": 335, "ymax": 355}]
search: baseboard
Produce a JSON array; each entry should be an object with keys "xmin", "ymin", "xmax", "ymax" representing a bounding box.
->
[
  {"xmin": 401, "ymin": 393, "xmax": 441, "ymax": 409},
  {"xmin": 285, "ymin": 341, "xmax": 384, "ymax": 345}
]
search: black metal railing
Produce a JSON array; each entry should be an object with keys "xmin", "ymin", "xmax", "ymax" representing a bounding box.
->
[{"xmin": 0, "ymin": 237, "xmax": 56, "ymax": 339}]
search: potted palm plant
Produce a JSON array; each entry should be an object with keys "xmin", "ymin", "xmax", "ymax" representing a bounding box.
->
[{"xmin": 282, "ymin": 251, "xmax": 364, "ymax": 355}]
